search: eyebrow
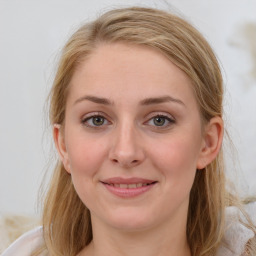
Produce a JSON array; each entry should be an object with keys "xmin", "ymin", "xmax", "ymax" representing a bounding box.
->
[
  {"xmin": 139, "ymin": 96, "xmax": 185, "ymax": 107},
  {"xmin": 74, "ymin": 95, "xmax": 113, "ymax": 105},
  {"xmin": 74, "ymin": 95, "xmax": 185, "ymax": 107}
]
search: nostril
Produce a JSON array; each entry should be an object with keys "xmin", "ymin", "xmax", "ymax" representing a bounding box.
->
[{"xmin": 111, "ymin": 158, "xmax": 139, "ymax": 167}]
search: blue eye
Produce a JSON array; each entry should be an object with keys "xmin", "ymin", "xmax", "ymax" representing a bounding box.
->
[
  {"xmin": 148, "ymin": 115, "xmax": 175, "ymax": 128},
  {"xmin": 82, "ymin": 115, "xmax": 108, "ymax": 127}
]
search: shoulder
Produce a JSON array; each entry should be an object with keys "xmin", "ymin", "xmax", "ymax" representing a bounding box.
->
[
  {"xmin": 217, "ymin": 201, "xmax": 256, "ymax": 256},
  {"xmin": 1, "ymin": 226, "xmax": 46, "ymax": 256}
]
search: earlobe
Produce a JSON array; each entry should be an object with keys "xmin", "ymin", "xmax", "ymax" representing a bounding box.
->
[
  {"xmin": 53, "ymin": 124, "xmax": 71, "ymax": 173},
  {"xmin": 197, "ymin": 116, "xmax": 224, "ymax": 169}
]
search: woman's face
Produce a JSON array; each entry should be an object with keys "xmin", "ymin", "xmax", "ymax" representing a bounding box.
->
[{"xmin": 55, "ymin": 43, "xmax": 208, "ymax": 231}]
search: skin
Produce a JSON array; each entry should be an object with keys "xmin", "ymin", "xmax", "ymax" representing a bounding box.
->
[{"xmin": 54, "ymin": 43, "xmax": 223, "ymax": 256}]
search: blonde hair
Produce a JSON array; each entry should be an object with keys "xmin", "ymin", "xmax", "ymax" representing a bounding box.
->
[{"xmin": 40, "ymin": 7, "xmax": 255, "ymax": 256}]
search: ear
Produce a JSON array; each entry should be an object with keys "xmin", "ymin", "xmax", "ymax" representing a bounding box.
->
[
  {"xmin": 53, "ymin": 124, "xmax": 71, "ymax": 173},
  {"xmin": 197, "ymin": 116, "xmax": 224, "ymax": 170}
]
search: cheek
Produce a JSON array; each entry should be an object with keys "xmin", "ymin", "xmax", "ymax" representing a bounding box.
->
[
  {"xmin": 151, "ymin": 135, "xmax": 201, "ymax": 186},
  {"xmin": 65, "ymin": 135, "xmax": 109, "ymax": 207},
  {"xmin": 66, "ymin": 134, "xmax": 108, "ymax": 178}
]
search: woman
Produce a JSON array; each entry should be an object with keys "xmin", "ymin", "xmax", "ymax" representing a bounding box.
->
[{"xmin": 2, "ymin": 6, "xmax": 256, "ymax": 256}]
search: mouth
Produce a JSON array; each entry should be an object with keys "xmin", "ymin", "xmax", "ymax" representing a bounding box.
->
[
  {"xmin": 100, "ymin": 177, "xmax": 158, "ymax": 198},
  {"xmin": 101, "ymin": 181, "xmax": 157, "ymax": 189}
]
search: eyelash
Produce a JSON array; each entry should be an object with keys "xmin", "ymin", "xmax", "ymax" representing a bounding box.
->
[
  {"xmin": 145, "ymin": 114, "xmax": 175, "ymax": 129},
  {"xmin": 81, "ymin": 112, "xmax": 110, "ymax": 128},
  {"xmin": 81, "ymin": 113, "xmax": 175, "ymax": 129}
]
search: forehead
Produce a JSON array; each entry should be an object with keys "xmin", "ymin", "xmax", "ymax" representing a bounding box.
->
[{"xmin": 68, "ymin": 43, "xmax": 197, "ymax": 108}]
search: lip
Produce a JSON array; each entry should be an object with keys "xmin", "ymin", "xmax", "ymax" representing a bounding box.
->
[
  {"xmin": 101, "ymin": 177, "xmax": 158, "ymax": 198},
  {"xmin": 102, "ymin": 177, "xmax": 156, "ymax": 184}
]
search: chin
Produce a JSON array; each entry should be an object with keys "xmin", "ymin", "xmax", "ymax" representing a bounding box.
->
[{"xmin": 103, "ymin": 208, "xmax": 157, "ymax": 231}]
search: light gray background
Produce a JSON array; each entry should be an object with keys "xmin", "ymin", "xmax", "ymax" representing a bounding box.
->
[{"xmin": 0, "ymin": 0, "xmax": 256, "ymax": 216}]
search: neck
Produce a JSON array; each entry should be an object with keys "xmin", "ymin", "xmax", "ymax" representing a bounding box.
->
[{"xmin": 79, "ymin": 214, "xmax": 191, "ymax": 256}]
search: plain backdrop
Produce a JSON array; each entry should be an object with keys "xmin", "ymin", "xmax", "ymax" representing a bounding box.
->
[{"xmin": 0, "ymin": 0, "xmax": 256, "ymax": 216}]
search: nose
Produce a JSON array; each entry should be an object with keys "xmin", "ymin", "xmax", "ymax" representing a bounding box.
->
[{"xmin": 108, "ymin": 123, "xmax": 145, "ymax": 168}]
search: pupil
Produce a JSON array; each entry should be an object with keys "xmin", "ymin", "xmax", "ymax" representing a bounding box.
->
[
  {"xmin": 93, "ymin": 117, "xmax": 104, "ymax": 126},
  {"xmin": 154, "ymin": 117, "xmax": 165, "ymax": 126}
]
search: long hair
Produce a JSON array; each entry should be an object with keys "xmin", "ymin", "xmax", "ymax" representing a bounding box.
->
[{"xmin": 40, "ymin": 7, "xmax": 255, "ymax": 256}]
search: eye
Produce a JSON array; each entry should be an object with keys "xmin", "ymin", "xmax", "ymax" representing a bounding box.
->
[
  {"xmin": 82, "ymin": 114, "xmax": 109, "ymax": 128},
  {"xmin": 147, "ymin": 114, "xmax": 175, "ymax": 128},
  {"xmin": 153, "ymin": 116, "xmax": 167, "ymax": 126}
]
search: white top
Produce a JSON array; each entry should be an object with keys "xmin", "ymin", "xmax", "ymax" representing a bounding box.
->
[
  {"xmin": 1, "ymin": 226, "xmax": 46, "ymax": 256},
  {"xmin": 1, "ymin": 202, "xmax": 256, "ymax": 256},
  {"xmin": 216, "ymin": 201, "xmax": 256, "ymax": 256}
]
